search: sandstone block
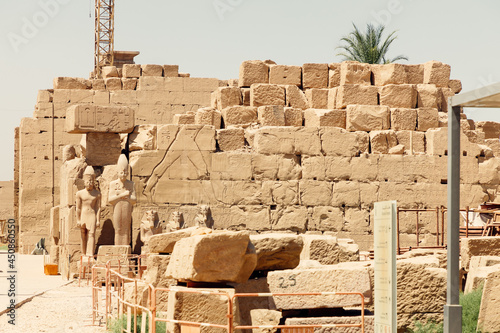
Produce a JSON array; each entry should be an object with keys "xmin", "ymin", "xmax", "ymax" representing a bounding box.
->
[
  {"xmin": 93, "ymin": 91, "xmax": 109, "ymax": 104},
  {"xmin": 122, "ymin": 64, "xmax": 141, "ymax": 78},
  {"xmin": 137, "ymin": 77, "xmax": 165, "ymax": 91},
  {"xmin": 417, "ymin": 108, "xmax": 439, "ymax": 131},
  {"xmin": 173, "ymin": 113, "xmax": 195, "ymax": 125},
  {"xmin": 37, "ymin": 90, "xmax": 53, "ymax": 103},
  {"xmin": 105, "ymin": 77, "xmax": 122, "ymax": 90},
  {"xmin": 148, "ymin": 227, "xmax": 198, "ymax": 254},
  {"xmin": 250, "ymin": 84, "xmax": 285, "ymax": 107},
  {"xmin": 303, "ymin": 63, "xmax": 329, "ymax": 89},
  {"xmin": 239, "ymin": 60, "xmax": 269, "ymax": 87},
  {"xmin": 370, "ymin": 130, "xmax": 398, "ymax": 154},
  {"xmin": 222, "ymin": 106, "xmax": 258, "ymax": 126},
  {"xmin": 143, "ymin": 254, "xmax": 175, "ymax": 288},
  {"xmin": 267, "ymin": 265, "xmax": 371, "ymax": 309},
  {"xmin": 423, "ymin": 60, "xmax": 451, "ymax": 87},
  {"xmin": 327, "ymin": 88, "xmax": 337, "ymax": 109},
  {"xmin": 269, "ymin": 65, "xmax": 302, "ymax": 86},
  {"xmin": 395, "ymin": 130, "xmax": 425, "ymax": 154},
  {"xmin": 254, "ymin": 127, "xmax": 321, "ymax": 155},
  {"xmin": 284, "ymin": 107, "xmax": 303, "ymax": 127},
  {"xmin": 417, "ymin": 84, "xmax": 441, "ymax": 109},
  {"xmin": 258, "ymin": 105, "xmax": 285, "ymax": 126},
  {"xmin": 217, "ymin": 128, "xmax": 245, "ymax": 151},
  {"xmin": 448, "ymin": 79, "xmax": 462, "ymax": 94},
  {"xmin": 320, "ymin": 127, "xmax": 369, "ymax": 156},
  {"xmin": 478, "ymin": 270, "xmax": 500, "ymax": 332},
  {"xmin": 346, "ymin": 105, "xmax": 390, "ymax": 132},
  {"xmin": 285, "ymin": 85, "xmax": 308, "ymax": 109},
  {"xmin": 300, "ymin": 234, "xmax": 359, "ymax": 265},
  {"xmin": 336, "ymin": 85, "xmax": 378, "ymax": 109},
  {"xmin": 241, "ymin": 88, "xmax": 251, "ymax": 106},
  {"xmin": 92, "ymin": 79, "xmax": 106, "ymax": 90},
  {"xmin": 211, "ymin": 152, "xmax": 252, "ymax": 180},
  {"xmin": 195, "ymin": 107, "xmax": 222, "ymax": 129},
  {"xmin": 102, "ymin": 66, "xmax": 119, "ymax": 78},
  {"xmin": 390, "ymin": 108, "xmax": 417, "ymax": 131},
  {"xmin": 340, "ymin": 61, "xmax": 371, "ymax": 85},
  {"xmin": 286, "ymin": 316, "xmax": 374, "ymax": 333},
  {"xmin": 163, "ymin": 65, "xmax": 179, "ymax": 77},
  {"xmin": 305, "ymin": 89, "xmax": 329, "ymax": 109},
  {"xmin": 66, "ymin": 105, "xmax": 135, "ymax": 133},
  {"xmin": 129, "ymin": 125, "xmax": 156, "ymax": 151},
  {"xmin": 405, "ymin": 64, "xmax": 424, "ymax": 84},
  {"xmin": 53, "ymin": 77, "xmax": 90, "ymax": 90},
  {"xmin": 85, "ymin": 133, "xmax": 122, "ymax": 166},
  {"xmin": 141, "ymin": 64, "xmax": 163, "ymax": 77},
  {"xmin": 212, "ymin": 205, "xmax": 271, "ymax": 230},
  {"xmin": 215, "ymin": 87, "xmax": 242, "ymax": 110},
  {"xmin": 157, "ymin": 124, "xmax": 216, "ymax": 152},
  {"xmin": 476, "ymin": 121, "xmax": 500, "ymax": 139},
  {"xmin": 299, "ymin": 180, "xmax": 332, "ymax": 206},
  {"xmin": 328, "ymin": 63, "xmax": 341, "ymax": 88},
  {"xmin": 309, "ymin": 206, "xmax": 344, "ymax": 231},
  {"xmin": 271, "ymin": 206, "xmax": 308, "ymax": 233},
  {"xmin": 461, "ymin": 237, "xmax": 500, "ymax": 270},
  {"xmin": 165, "ymin": 231, "xmax": 257, "ymax": 283},
  {"xmin": 250, "ymin": 233, "xmax": 303, "ymax": 271},
  {"xmin": 371, "ymin": 63, "xmax": 407, "ymax": 85},
  {"xmin": 464, "ymin": 264, "xmax": 500, "ymax": 294},
  {"xmin": 379, "ymin": 84, "xmax": 417, "ymax": 108},
  {"xmin": 121, "ymin": 78, "xmax": 137, "ymax": 90},
  {"xmin": 304, "ymin": 109, "xmax": 346, "ymax": 128}
]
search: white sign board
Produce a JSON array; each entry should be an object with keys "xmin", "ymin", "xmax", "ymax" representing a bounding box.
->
[{"xmin": 374, "ymin": 201, "xmax": 397, "ymax": 333}]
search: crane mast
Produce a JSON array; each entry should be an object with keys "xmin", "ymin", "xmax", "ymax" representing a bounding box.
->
[{"xmin": 94, "ymin": 0, "xmax": 115, "ymax": 78}]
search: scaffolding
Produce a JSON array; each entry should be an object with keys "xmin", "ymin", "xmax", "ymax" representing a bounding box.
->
[{"xmin": 94, "ymin": 0, "xmax": 115, "ymax": 78}]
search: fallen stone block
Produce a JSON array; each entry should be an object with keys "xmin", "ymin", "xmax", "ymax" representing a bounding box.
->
[
  {"xmin": 251, "ymin": 84, "xmax": 286, "ymax": 107},
  {"xmin": 258, "ymin": 105, "xmax": 286, "ymax": 126},
  {"xmin": 284, "ymin": 107, "xmax": 303, "ymax": 126},
  {"xmin": 122, "ymin": 64, "xmax": 141, "ymax": 78},
  {"xmin": 305, "ymin": 89, "xmax": 329, "ymax": 109},
  {"xmin": 239, "ymin": 60, "xmax": 270, "ymax": 87},
  {"xmin": 148, "ymin": 227, "xmax": 198, "ymax": 254},
  {"xmin": 370, "ymin": 130, "xmax": 398, "ymax": 154},
  {"xmin": 391, "ymin": 108, "xmax": 417, "ymax": 131},
  {"xmin": 300, "ymin": 234, "xmax": 359, "ymax": 265},
  {"xmin": 303, "ymin": 63, "xmax": 329, "ymax": 89},
  {"xmin": 250, "ymin": 233, "xmax": 303, "ymax": 271},
  {"xmin": 336, "ymin": 85, "xmax": 378, "ymax": 109},
  {"xmin": 320, "ymin": 127, "xmax": 369, "ymax": 157},
  {"xmin": 217, "ymin": 128, "xmax": 246, "ymax": 151},
  {"xmin": 285, "ymin": 85, "xmax": 308, "ymax": 109},
  {"xmin": 304, "ymin": 109, "xmax": 346, "ymax": 128},
  {"xmin": 141, "ymin": 64, "xmax": 163, "ymax": 76},
  {"xmin": 215, "ymin": 86, "xmax": 242, "ymax": 110},
  {"xmin": 340, "ymin": 61, "xmax": 371, "ymax": 85},
  {"xmin": 424, "ymin": 60, "xmax": 451, "ymax": 87},
  {"xmin": 417, "ymin": 108, "xmax": 439, "ymax": 131},
  {"xmin": 346, "ymin": 105, "xmax": 390, "ymax": 132},
  {"xmin": 371, "ymin": 63, "xmax": 407, "ymax": 86},
  {"xmin": 267, "ymin": 265, "xmax": 371, "ymax": 309},
  {"xmin": 66, "ymin": 105, "xmax": 135, "ymax": 133},
  {"xmin": 379, "ymin": 84, "xmax": 417, "ymax": 108},
  {"xmin": 269, "ymin": 65, "xmax": 302, "ymax": 86},
  {"xmin": 461, "ymin": 237, "xmax": 500, "ymax": 270},
  {"xmin": 53, "ymin": 77, "xmax": 91, "ymax": 90},
  {"xmin": 195, "ymin": 107, "xmax": 222, "ymax": 129},
  {"xmin": 165, "ymin": 231, "xmax": 257, "ymax": 283}
]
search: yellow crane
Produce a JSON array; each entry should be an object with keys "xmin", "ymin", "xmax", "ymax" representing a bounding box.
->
[{"xmin": 94, "ymin": 0, "xmax": 114, "ymax": 78}]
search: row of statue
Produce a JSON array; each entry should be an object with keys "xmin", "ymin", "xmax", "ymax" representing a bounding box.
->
[{"xmin": 74, "ymin": 153, "xmax": 213, "ymax": 256}]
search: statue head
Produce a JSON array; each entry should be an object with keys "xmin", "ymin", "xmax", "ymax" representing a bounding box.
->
[
  {"xmin": 63, "ymin": 145, "xmax": 76, "ymax": 162},
  {"xmin": 198, "ymin": 205, "xmax": 210, "ymax": 217},
  {"xmin": 117, "ymin": 154, "xmax": 129, "ymax": 182},
  {"xmin": 83, "ymin": 166, "xmax": 95, "ymax": 191}
]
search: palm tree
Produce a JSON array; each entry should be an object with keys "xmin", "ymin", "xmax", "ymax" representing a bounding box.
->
[{"xmin": 336, "ymin": 23, "xmax": 408, "ymax": 64}]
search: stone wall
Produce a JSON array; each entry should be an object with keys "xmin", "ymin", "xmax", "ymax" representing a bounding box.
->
[{"xmin": 16, "ymin": 60, "xmax": 500, "ymax": 254}]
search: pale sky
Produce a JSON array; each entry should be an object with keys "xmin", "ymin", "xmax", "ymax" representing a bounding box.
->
[{"xmin": 1, "ymin": 0, "xmax": 499, "ymax": 181}]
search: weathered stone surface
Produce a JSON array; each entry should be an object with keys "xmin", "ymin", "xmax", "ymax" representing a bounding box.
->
[
  {"xmin": 320, "ymin": 128, "xmax": 369, "ymax": 156},
  {"xmin": 340, "ymin": 61, "xmax": 371, "ymax": 85},
  {"xmin": 371, "ymin": 63, "xmax": 407, "ymax": 86},
  {"xmin": 123, "ymin": 281, "xmax": 149, "ymax": 313},
  {"xmin": 258, "ymin": 105, "xmax": 286, "ymax": 126},
  {"xmin": 465, "ymin": 264, "xmax": 500, "ymax": 294},
  {"xmin": 405, "ymin": 64, "xmax": 424, "ymax": 84},
  {"xmin": 250, "ymin": 233, "xmax": 303, "ymax": 271},
  {"xmin": 173, "ymin": 113, "xmax": 195, "ymax": 125},
  {"xmin": 122, "ymin": 64, "xmax": 141, "ymax": 78},
  {"xmin": 286, "ymin": 316, "xmax": 374, "ymax": 333},
  {"xmin": 461, "ymin": 237, "xmax": 500, "ymax": 270},
  {"xmin": 423, "ymin": 60, "xmax": 451, "ymax": 87},
  {"xmin": 121, "ymin": 78, "xmax": 137, "ymax": 90},
  {"xmin": 129, "ymin": 125, "xmax": 156, "ymax": 151},
  {"xmin": 478, "ymin": 270, "xmax": 500, "ymax": 332},
  {"xmin": 143, "ymin": 254, "xmax": 177, "ymax": 288},
  {"xmin": 439, "ymin": 87, "xmax": 455, "ymax": 112},
  {"xmin": 217, "ymin": 128, "xmax": 245, "ymax": 151},
  {"xmin": 336, "ymin": 85, "xmax": 378, "ymax": 109},
  {"xmin": 222, "ymin": 106, "xmax": 258, "ymax": 126},
  {"xmin": 285, "ymin": 85, "xmax": 308, "ymax": 109},
  {"xmin": 211, "ymin": 152, "xmax": 252, "ymax": 181},
  {"xmin": 85, "ymin": 133, "xmax": 122, "ymax": 166},
  {"xmin": 212, "ymin": 205, "xmax": 271, "ymax": 230},
  {"xmin": 141, "ymin": 64, "xmax": 163, "ymax": 77},
  {"xmin": 267, "ymin": 265, "xmax": 371, "ymax": 309},
  {"xmin": 369, "ymin": 130, "xmax": 398, "ymax": 154},
  {"xmin": 328, "ymin": 63, "xmax": 341, "ymax": 88},
  {"xmin": 249, "ymin": 309, "xmax": 282, "ymax": 333},
  {"xmin": 390, "ymin": 108, "xmax": 417, "ymax": 131},
  {"xmin": 346, "ymin": 105, "xmax": 390, "ymax": 132},
  {"xmin": 66, "ymin": 105, "xmax": 135, "ymax": 133},
  {"xmin": 426, "ymin": 127, "xmax": 482, "ymax": 158},
  {"xmin": 148, "ymin": 227, "xmax": 198, "ymax": 254},
  {"xmin": 379, "ymin": 84, "xmax": 417, "ymax": 108},
  {"xmin": 417, "ymin": 84, "xmax": 441, "ymax": 109},
  {"xmin": 300, "ymin": 234, "xmax": 359, "ymax": 265},
  {"xmin": 476, "ymin": 121, "xmax": 500, "ymax": 139},
  {"xmin": 105, "ymin": 77, "xmax": 122, "ymax": 90},
  {"xmin": 163, "ymin": 65, "xmax": 179, "ymax": 77},
  {"xmin": 308, "ymin": 206, "xmax": 344, "ymax": 231},
  {"xmin": 304, "ymin": 109, "xmax": 346, "ymax": 128},
  {"xmin": 417, "ymin": 108, "xmax": 439, "ymax": 131},
  {"xmin": 448, "ymin": 79, "xmax": 462, "ymax": 94},
  {"xmin": 239, "ymin": 60, "xmax": 269, "ymax": 87},
  {"xmin": 269, "ymin": 65, "xmax": 302, "ymax": 86},
  {"xmin": 254, "ymin": 127, "xmax": 321, "ymax": 155},
  {"xmin": 303, "ymin": 63, "xmax": 329, "ymax": 89},
  {"xmin": 165, "ymin": 231, "xmax": 257, "ymax": 283},
  {"xmin": 53, "ymin": 77, "xmax": 90, "ymax": 90},
  {"xmin": 271, "ymin": 206, "xmax": 308, "ymax": 232},
  {"xmin": 251, "ymin": 84, "xmax": 286, "ymax": 107},
  {"xmin": 195, "ymin": 107, "xmax": 222, "ymax": 129},
  {"xmin": 284, "ymin": 107, "xmax": 303, "ymax": 127},
  {"xmin": 215, "ymin": 87, "xmax": 242, "ymax": 110},
  {"xmin": 305, "ymin": 89, "xmax": 329, "ymax": 109}
]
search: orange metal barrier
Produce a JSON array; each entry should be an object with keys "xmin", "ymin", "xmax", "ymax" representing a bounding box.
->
[{"xmin": 80, "ymin": 254, "xmax": 147, "ymax": 286}]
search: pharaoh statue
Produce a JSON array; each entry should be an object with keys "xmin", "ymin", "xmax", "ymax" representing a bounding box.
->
[
  {"xmin": 140, "ymin": 210, "xmax": 161, "ymax": 244},
  {"xmin": 108, "ymin": 154, "xmax": 137, "ymax": 246},
  {"xmin": 75, "ymin": 166, "xmax": 101, "ymax": 256},
  {"xmin": 194, "ymin": 205, "xmax": 214, "ymax": 229},
  {"xmin": 164, "ymin": 211, "xmax": 184, "ymax": 233}
]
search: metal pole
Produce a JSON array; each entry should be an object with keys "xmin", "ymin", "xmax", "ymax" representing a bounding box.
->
[{"xmin": 444, "ymin": 105, "xmax": 462, "ymax": 333}]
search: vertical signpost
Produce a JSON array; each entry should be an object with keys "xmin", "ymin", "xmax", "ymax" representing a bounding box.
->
[{"xmin": 374, "ymin": 201, "xmax": 397, "ymax": 333}]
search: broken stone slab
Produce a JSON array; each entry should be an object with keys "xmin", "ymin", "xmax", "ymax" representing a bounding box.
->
[
  {"xmin": 417, "ymin": 84, "xmax": 441, "ymax": 109},
  {"xmin": 328, "ymin": 63, "xmax": 341, "ymax": 88},
  {"xmin": 148, "ymin": 227, "xmax": 198, "ymax": 254},
  {"xmin": 464, "ymin": 264, "xmax": 500, "ymax": 294},
  {"xmin": 405, "ymin": 64, "xmax": 424, "ymax": 84},
  {"xmin": 461, "ymin": 237, "xmax": 500, "ymax": 270},
  {"xmin": 250, "ymin": 233, "xmax": 304, "ymax": 271},
  {"xmin": 123, "ymin": 281, "xmax": 149, "ymax": 314},
  {"xmin": 105, "ymin": 77, "xmax": 122, "ymax": 90},
  {"xmin": 239, "ymin": 60, "xmax": 270, "ymax": 87},
  {"xmin": 165, "ymin": 230, "xmax": 257, "ymax": 283},
  {"xmin": 478, "ymin": 270, "xmax": 500, "ymax": 332},
  {"xmin": 476, "ymin": 121, "xmax": 500, "ymax": 139},
  {"xmin": 249, "ymin": 309, "xmax": 282, "ymax": 333},
  {"xmin": 66, "ymin": 105, "xmax": 135, "ymax": 133},
  {"xmin": 469, "ymin": 255, "xmax": 500, "ymax": 271},
  {"xmin": 300, "ymin": 234, "xmax": 359, "ymax": 265},
  {"xmin": 448, "ymin": 79, "xmax": 462, "ymax": 94},
  {"xmin": 346, "ymin": 105, "xmax": 390, "ymax": 132},
  {"xmin": 195, "ymin": 107, "xmax": 222, "ymax": 129},
  {"xmin": 102, "ymin": 66, "xmax": 119, "ymax": 78}
]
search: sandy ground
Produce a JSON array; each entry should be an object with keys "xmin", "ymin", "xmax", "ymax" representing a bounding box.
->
[{"xmin": 0, "ymin": 281, "xmax": 107, "ymax": 333}]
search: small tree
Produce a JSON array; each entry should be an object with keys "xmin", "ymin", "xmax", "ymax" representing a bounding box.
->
[{"xmin": 336, "ymin": 23, "xmax": 408, "ymax": 64}]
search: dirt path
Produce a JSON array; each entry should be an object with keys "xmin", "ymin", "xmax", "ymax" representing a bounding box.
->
[{"xmin": 0, "ymin": 281, "xmax": 107, "ymax": 333}]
